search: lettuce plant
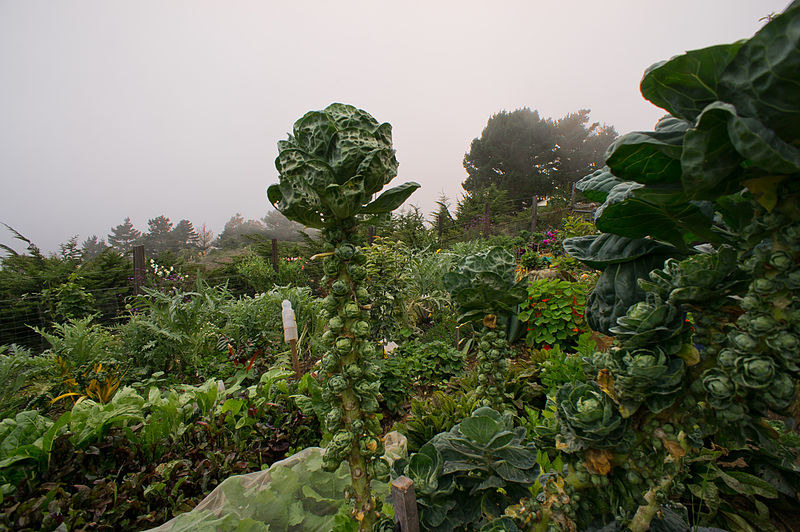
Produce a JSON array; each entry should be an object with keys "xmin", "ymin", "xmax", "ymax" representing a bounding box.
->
[{"xmin": 268, "ymin": 103, "xmax": 419, "ymax": 529}]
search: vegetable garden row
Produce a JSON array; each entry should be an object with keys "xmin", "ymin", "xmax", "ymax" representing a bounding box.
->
[{"xmin": 2, "ymin": 4, "xmax": 800, "ymax": 531}]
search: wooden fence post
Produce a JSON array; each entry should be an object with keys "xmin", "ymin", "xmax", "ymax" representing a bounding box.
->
[
  {"xmin": 271, "ymin": 239, "xmax": 279, "ymax": 272},
  {"xmin": 391, "ymin": 475, "xmax": 420, "ymax": 532},
  {"xmin": 530, "ymin": 197, "xmax": 538, "ymax": 233},
  {"xmin": 367, "ymin": 226, "xmax": 376, "ymax": 245},
  {"xmin": 132, "ymin": 245, "xmax": 145, "ymax": 295}
]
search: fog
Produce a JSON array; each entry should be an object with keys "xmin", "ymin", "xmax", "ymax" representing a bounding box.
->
[{"xmin": 0, "ymin": 0, "xmax": 788, "ymax": 253}]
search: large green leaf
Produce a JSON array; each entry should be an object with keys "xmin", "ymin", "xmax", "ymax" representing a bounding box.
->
[
  {"xmin": 683, "ymin": 102, "xmax": 800, "ymax": 200},
  {"xmin": 640, "ymin": 42, "xmax": 744, "ymax": 122},
  {"xmin": 361, "ymin": 181, "xmax": 420, "ymax": 214},
  {"xmin": 563, "ymin": 233, "xmax": 678, "ymax": 270},
  {"xmin": 681, "ymin": 102, "xmax": 745, "ymax": 199},
  {"xmin": 324, "ymin": 102, "xmax": 380, "ymax": 132},
  {"xmin": 575, "ymin": 167, "xmax": 625, "ymax": 203},
  {"xmin": 595, "ymin": 182, "xmax": 716, "ymax": 249},
  {"xmin": 329, "ymin": 128, "xmax": 383, "ymax": 182},
  {"xmin": 587, "ymin": 255, "xmax": 671, "ymax": 334},
  {"xmin": 459, "ymin": 416, "xmax": 500, "ymax": 446},
  {"xmin": 605, "ymin": 118, "xmax": 691, "ymax": 185},
  {"xmin": 718, "ymin": 1, "xmax": 800, "ymax": 143},
  {"xmin": 491, "ymin": 460, "xmax": 537, "ymax": 484}
]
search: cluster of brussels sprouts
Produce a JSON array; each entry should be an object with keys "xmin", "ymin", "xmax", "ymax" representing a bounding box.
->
[
  {"xmin": 474, "ymin": 326, "xmax": 511, "ymax": 406},
  {"xmin": 696, "ymin": 205, "xmax": 800, "ymax": 426}
]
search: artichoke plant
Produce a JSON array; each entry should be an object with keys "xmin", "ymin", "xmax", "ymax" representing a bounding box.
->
[
  {"xmin": 268, "ymin": 103, "xmax": 419, "ymax": 529},
  {"xmin": 443, "ymin": 247, "xmax": 527, "ymax": 405}
]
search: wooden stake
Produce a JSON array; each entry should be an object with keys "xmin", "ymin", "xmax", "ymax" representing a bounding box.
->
[
  {"xmin": 391, "ymin": 476, "xmax": 420, "ymax": 532},
  {"xmin": 133, "ymin": 245, "xmax": 145, "ymax": 295},
  {"xmin": 289, "ymin": 338, "xmax": 300, "ymax": 378},
  {"xmin": 272, "ymin": 238, "xmax": 279, "ymax": 272}
]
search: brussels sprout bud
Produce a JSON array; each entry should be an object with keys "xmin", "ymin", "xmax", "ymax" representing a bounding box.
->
[
  {"xmin": 731, "ymin": 333, "xmax": 758, "ymax": 352},
  {"xmin": 351, "ymin": 419, "xmax": 364, "ymax": 434},
  {"xmin": 343, "ymin": 303, "xmax": 360, "ymax": 319},
  {"xmin": 331, "ymin": 280, "xmax": 349, "ymax": 297},
  {"xmin": 345, "ymin": 364, "xmax": 363, "ymax": 380},
  {"xmin": 323, "ymin": 257, "xmax": 342, "ymax": 277},
  {"xmin": 335, "ymin": 243, "xmax": 356, "ymax": 261},
  {"xmin": 328, "ymin": 316, "xmax": 344, "ymax": 333},
  {"xmin": 323, "ymin": 295, "xmax": 339, "ymax": 313},
  {"xmin": 769, "ymin": 251, "xmax": 793, "ymax": 271},
  {"xmin": 355, "ymin": 287, "xmax": 371, "ymax": 302},
  {"xmin": 348, "ymin": 264, "xmax": 367, "ymax": 282},
  {"xmin": 741, "ymin": 295, "xmax": 760, "ymax": 311},
  {"xmin": 717, "ymin": 348, "xmax": 738, "ymax": 368},
  {"xmin": 321, "ymin": 330, "xmax": 336, "ymax": 346},
  {"xmin": 479, "ymin": 341, "xmax": 491, "ymax": 351},
  {"xmin": 328, "ymin": 375, "xmax": 348, "ymax": 393},
  {"xmin": 489, "ymin": 349, "xmax": 500, "ymax": 358},
  {"xmin": 478, "ymin": 374, "xmax": 488, "ymax": 384},
  {"xmin": 335, "ymin": 337, "xmax": 353, "ymax": 355},
  {"xmin": 352, "ymin": 320, "xmax": 370, "ymax": 338},
  {"xmin": 752, "ymin": 278, "xmax": 776, "ymax": 294},
  {"xmin": 750, "ymin": 314, "xmax": 777, "ymax": 334},
  {"xmin": 326, "ymin": 408, "xmax": 343, "ymax": 431}
]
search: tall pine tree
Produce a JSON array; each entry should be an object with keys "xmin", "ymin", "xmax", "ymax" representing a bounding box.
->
[{"xmin": 107, "ymin": 217, "xmax": 141, "ymax": 253}]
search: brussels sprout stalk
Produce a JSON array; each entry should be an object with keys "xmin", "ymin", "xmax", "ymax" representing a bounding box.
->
[{"xmin": 267, "ymin": 103, "xmax": 419, "ymax": 530}]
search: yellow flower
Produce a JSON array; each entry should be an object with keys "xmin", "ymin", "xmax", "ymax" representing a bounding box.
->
[{"xmin": 435, "ymin": 248, "xmax": 442, "ymax": 254}]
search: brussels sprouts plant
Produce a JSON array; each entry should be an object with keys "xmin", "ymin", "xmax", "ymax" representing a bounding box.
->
[
  {"xmin": 443, "ymin": 247, "xmax": 527, "ymax": 405},
  {"xmin": 523, "ymin": 5, "xmax": 800, "ymax": 531},
  {"xmin": 268, "ymin": 103, "xmax": 419, "ymax": 529}
]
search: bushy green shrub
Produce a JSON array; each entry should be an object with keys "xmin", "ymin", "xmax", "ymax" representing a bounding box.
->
[{"xmin": 518, "ymin": 278, "xmax": 587, "ymax": 349}]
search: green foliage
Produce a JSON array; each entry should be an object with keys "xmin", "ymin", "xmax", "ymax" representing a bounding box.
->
[
  {"xmin": 443, "ymin": 246, "xmax": 526, "ymax": 326},
  {"xmin": 234, "ymin": 252, "xmax": 302, "ymax": 293},
  {"xmin": 119, "ymin": 284, "xmax": 231, "ymax": 380},
  {"xmin": 537, "ymin": 344, "xmax": 586, "ymax": 394},
  {"xmin": 394, "ymin": 407, "xmax": 539, "ymax": 530},
  {"xmin": 395, "ymin": 391, "xmax": 479, "ymax": 454},
  {"xmin": 40, "ymin": 275, "xmax": 96, "ymax": 322},
  {"xmin": 0, "ymin": 345, "xmax": 55, "ymax": 418},
  {"xmin": 377, "ymin": 340, "xmax": 466, "ymax": 414},
  {"xmin": 518, "ymin": 279, "xmax": 587, "ymax": 349},
  {"xmin": 554, "ymin": 382, "xmax": 629, "ymax": 452}
]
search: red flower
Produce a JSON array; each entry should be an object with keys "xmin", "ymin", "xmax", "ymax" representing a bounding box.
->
[{"xmin": 542, "ymin": 345, "xmax": 551, "ymax": 351}]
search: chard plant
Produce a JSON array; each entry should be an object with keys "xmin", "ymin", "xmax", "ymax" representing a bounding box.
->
[
  {"xmin": 514, "ymin": 4, "xmax": 800, "ymax": 530},
  {"xmin": 267, "ymin": 103, "xmax": 419, "ymax": 529},
  {"xmin": 443, "ymin": 247, "xmax": 527, "ymax": 406}
]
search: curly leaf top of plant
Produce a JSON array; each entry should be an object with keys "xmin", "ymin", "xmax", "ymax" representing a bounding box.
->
[
  {"xmin": 268, "ymin": 104, "xmax": 419, "ymax": 530},
  {"xmin": 267, "ymin": 103, "xmax": 420, "ymax": 229},
  {"xmin": 443, "ymin": 246, "xmax": 527, "ymax": 325},
  {"xmin": 555, "ymin": 382, "xmax": 629, "ymax": 452}
]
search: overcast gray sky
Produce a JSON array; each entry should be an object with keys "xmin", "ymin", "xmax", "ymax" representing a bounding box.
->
[{"xmin": 0, "ymin": 0, "xmax": 789, "ymax": 254}]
